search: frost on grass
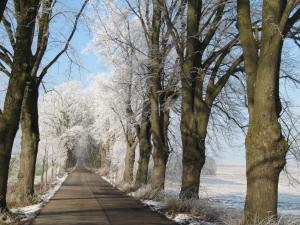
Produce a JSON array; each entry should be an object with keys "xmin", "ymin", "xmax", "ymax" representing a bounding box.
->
[{"xmin": 8, "ymin": 173, "xmax": 68, "ymax": 224}]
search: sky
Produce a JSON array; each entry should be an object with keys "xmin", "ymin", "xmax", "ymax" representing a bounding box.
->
[{"xmin": 3, "ymin": 0, "xmax": 300, "ymax": 167}]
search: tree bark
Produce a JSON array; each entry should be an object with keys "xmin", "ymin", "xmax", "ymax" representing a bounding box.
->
[
  {"xmin": 100, "ymin": 135, "xmax": 114, "ymax": 174},
  {"xmin": 16, "ymin": 80, "xmax": 40, "ymax": 200},
  {"xmin": 149, "ymin": 0, "xmax": 171, "ymax": 191},
  {"xmin": 151, "ymin": 106, "xmax": 170, "ymax": 190},
  {"xmin": 178, "ymin": 0, "xmax": 204, "ymax": 199},
  {"xmin": 180, "ymin": 103, "xmax": 210, "ymax": 198},
  {"xmin": 237, "ymin": 1, "xmax": 291, "ymax": 223},
  {"xmin": 123, "ymin": 140, "xmax": 138, "ymax": 184},
  {"xmin": 135, "ymin": 99, "xmax": 152, "ymax": 188},
  {"xmin": 244, "ymin": 47, "xmax": 288, "ymax": 223},
  {"xmin": 0, "ymin": 1, "xmax": 39, "ymax": 211}
]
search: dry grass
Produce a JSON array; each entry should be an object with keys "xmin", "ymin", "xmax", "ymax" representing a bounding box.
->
[
  {"xmin": 163, "ymin": 196, "xmax": 221, "ymax": 223},
  {"xmin": 6, "ymin": 179, "xmax": 56, "ymax": 209},
  {"xmin": 6, "ymin": 184, "xmax": 42, "ymax": 209},
  {"xmin": 130, "ymin": 186, "xmax": 299, "ymax": 225},
  {"xmin": 131, "ymin": 185, "xmax": 165, "ymax": 201},
  {"xmin": 115, "ymin": 181, "xmax": 137, "ymax": 193},
  {"xmin": 223, "ymin": 215, "xmax": 299, "ymax": 225}
]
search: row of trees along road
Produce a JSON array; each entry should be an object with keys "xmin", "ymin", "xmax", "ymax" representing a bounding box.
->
[
  {"xmin": 0, "ymin": 0, "xmax": 299, "ymax": 225},
  {"xmin": 0, "ymin": 0, "xmax": 89, "ymax": 214},
  {"xmin": 89, "ymin": 0, "xmax": 300, "ymax": 224}
]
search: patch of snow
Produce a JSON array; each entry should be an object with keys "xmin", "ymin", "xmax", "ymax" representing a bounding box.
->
[
  {"xmin": 101, "ymin": 175, "xmax": 112, "ymax": 184},
  {"xmin": 41, "ymin": 173, "xmax": 68, "ymax": 202},
  {"xmin": 172, "ymin": 213, "xmax": 214, "ymax": 225},
  {"xmin": 142, "ymin": 200, "xmax": 164, "ymax": 211}
]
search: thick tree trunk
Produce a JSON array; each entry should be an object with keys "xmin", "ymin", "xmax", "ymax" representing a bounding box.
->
[
  {"xmin": 180, "ymin": 104, "xmax": 209, "ymax": 199},
  {"xmin": 237, "ymin": 1, "xmax": 290, "ymax": 223},
  {"xmin": 149, "ymin": 0, "xmax": 172, "ymax": 191},
  {"xmin": 151, "ymin": 143, "xmax": 168, "ymax": 190},
  {"xmin": 244, "ymin": 130, "xmax": 287, "ymax": 224},
  {"xmin": 123, "ymin": 141, "xmax": 137, "ymax": 184},
  {"xmin": 16, "ymin": 81, "xmax": 39, "ymax": 200},
  {"xmin": 135, "ymin": 100, "xmax": 151, "ymax": 188},
  {"xmin": 244, "ymin": 44, "xmax": 288, "ymax": 224},
  {"xmin": 0, "ymin": 2, "xmax": 38, "ymax": 211},
  {"xmin": 151, "ymin": 108, "xmax": 170, "ymax": 190}
]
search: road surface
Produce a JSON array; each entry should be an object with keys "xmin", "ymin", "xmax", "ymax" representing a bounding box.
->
[{"xmin": 31, "ymin": 167, "xmax": 177, "ymax": 225}]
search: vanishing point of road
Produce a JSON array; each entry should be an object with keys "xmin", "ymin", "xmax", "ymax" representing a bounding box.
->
[{"xmin": 31, "ymin": 167, "xmax": 177, "ymax": 225}]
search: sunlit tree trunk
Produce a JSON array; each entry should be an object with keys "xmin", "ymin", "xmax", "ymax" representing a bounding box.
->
[
  {"xmin": 180, "ymin": 94, "xmax": 210, "ymax": 198},
  {"xmin": 135, "ymin": 98, "xmax": 151, "ymax": 188},
  {"xmin": 123, "ymin": 139, "xmax": 138, "ymax": 184},
  {"xmin": 237, "ymin": 1, "xmax": 296, "ymax": 223},
  {"xmin": 16, "ymin": 81, "xmax": 39, "ymax": 200}
]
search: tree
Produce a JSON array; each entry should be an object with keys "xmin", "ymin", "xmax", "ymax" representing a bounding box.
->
[
  {"xmin": 0, "ymin": 0, "xmax": 40, "ymax": 213},
  {"xmin": 14, "ymin": 0, "xmax": 89, "ymax": 201},
  {"xmin": 135, "ymin": 92, "xmax": 152, "ymax": 188},
  {"xmin": 128, "ymin": 0, "xmax": 179, "ymax": 190},
  {"xmin": 237, "ymin": 0, "xmax": 300, "ymax": 223},
  {"xmin": 39, "ymin": 81, "xmax": 92, "ymax": 173},
  {"xmin": 160, "ymin": 0, "xmax": 242, "ymax": 198}
]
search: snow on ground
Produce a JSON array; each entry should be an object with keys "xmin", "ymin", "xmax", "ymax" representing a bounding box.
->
[
  {"xmin": 172, "ymin": 214, "xmax": 214, "ymax": 225},
  {"xmin": 10, "ymin": 173, "xmax": 68, "ymax": 224},
  {"xmin": 165, "ymin": 165, "xmax": 300, "ymax": 221}
]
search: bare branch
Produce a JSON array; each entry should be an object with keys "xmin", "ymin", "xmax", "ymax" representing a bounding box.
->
[{"xmin": 37, "ymin": 0, "xmax": 89, "ymax": 86}]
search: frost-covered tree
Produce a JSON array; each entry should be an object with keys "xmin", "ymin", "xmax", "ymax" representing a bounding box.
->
[
  {"xmin": 38, "ymin": 81, "xmax": 93, "ymax": 175},
  {"xmin": 88, "ymin": 0, "xmax": 181, "ymax": 189}
]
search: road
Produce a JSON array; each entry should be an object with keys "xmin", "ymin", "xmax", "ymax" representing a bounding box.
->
[{"xmin": 31, "ymin": 167, "xmax": 177, "ymax": 225}]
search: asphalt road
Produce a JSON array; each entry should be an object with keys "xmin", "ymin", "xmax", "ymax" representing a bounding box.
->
[{"xmin": 31, "ymin": 167, "xmax": 177, "ymax": 225}]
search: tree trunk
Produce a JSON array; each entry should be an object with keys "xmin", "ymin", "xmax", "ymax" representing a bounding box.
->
[
  {"xmin": 65, "ymin": 148, "xmax": 76, "ymax": 170},
  {"xmin": 16, "ymin": 81, "xmax": 39, "ymax": 200},
  {"xmin": 123, "ymin": 141, "xmax": 137, "ymax": 184},
  {"xmin": 100, "ymin": 136, "xmax": 114, "ymax": 174},
  {"xmin": 151, "ymin": 107, "xmax": 170, "ymax": 190},
  {"xmin": 151, "ymin": 143, "xmax": 169, "ymax": 190},
  {"xmin": 149, "ymin": 0, "xmax": 172, "ymax": 191},
  {"xmin": 100, "ymin": 142, "xmax": 107, "ymax": 171},
  {"xmin": 0, "ymin": 1, "xmax": 38, "ymax": 211},
  {"xmin": 244, "ymin": 43, "xmax": 288, "ymax": 224},
  {"xmin": 237, "ymin": 1, "xmax": 291, "ymax": 223},
  {"xmin": 180, "ymin": 103, "xmax": 209, "ymax": 199},
  {"xmin": 135, "ymin": 99, "xmax": 151, "ymax": 188}
]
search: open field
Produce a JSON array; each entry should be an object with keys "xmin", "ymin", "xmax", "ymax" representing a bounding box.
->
[{"xmin": 165, "ymin": 165, "xmax": 300, "ymax": 219}]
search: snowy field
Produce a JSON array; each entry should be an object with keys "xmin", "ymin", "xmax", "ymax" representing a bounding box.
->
[{"xmin": 165, "ymin": 165, "xmax": 300, "ymax": 219}]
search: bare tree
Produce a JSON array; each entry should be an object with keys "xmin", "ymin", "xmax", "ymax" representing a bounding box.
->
[
  {"xmin": 237, "ymin": 0, "xmax": 300, "ymax": 223},
  {"xmin": 16, "ymin": 0, "xmax": 88, "ymax": 201},
  {"xmin": 0, "ymin": 0, "xmax": 40, "ymax": 213},
  {"xmin": 134, "ymin": 0, "xmax": 178, "ymax": 190},
  {"xmin": 0, "ymin": 0, "xmax": 89, "ymax": 202},
  {"xmin": 159, "ymin": 0, "xmax": 242, "ymax": 198}
]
